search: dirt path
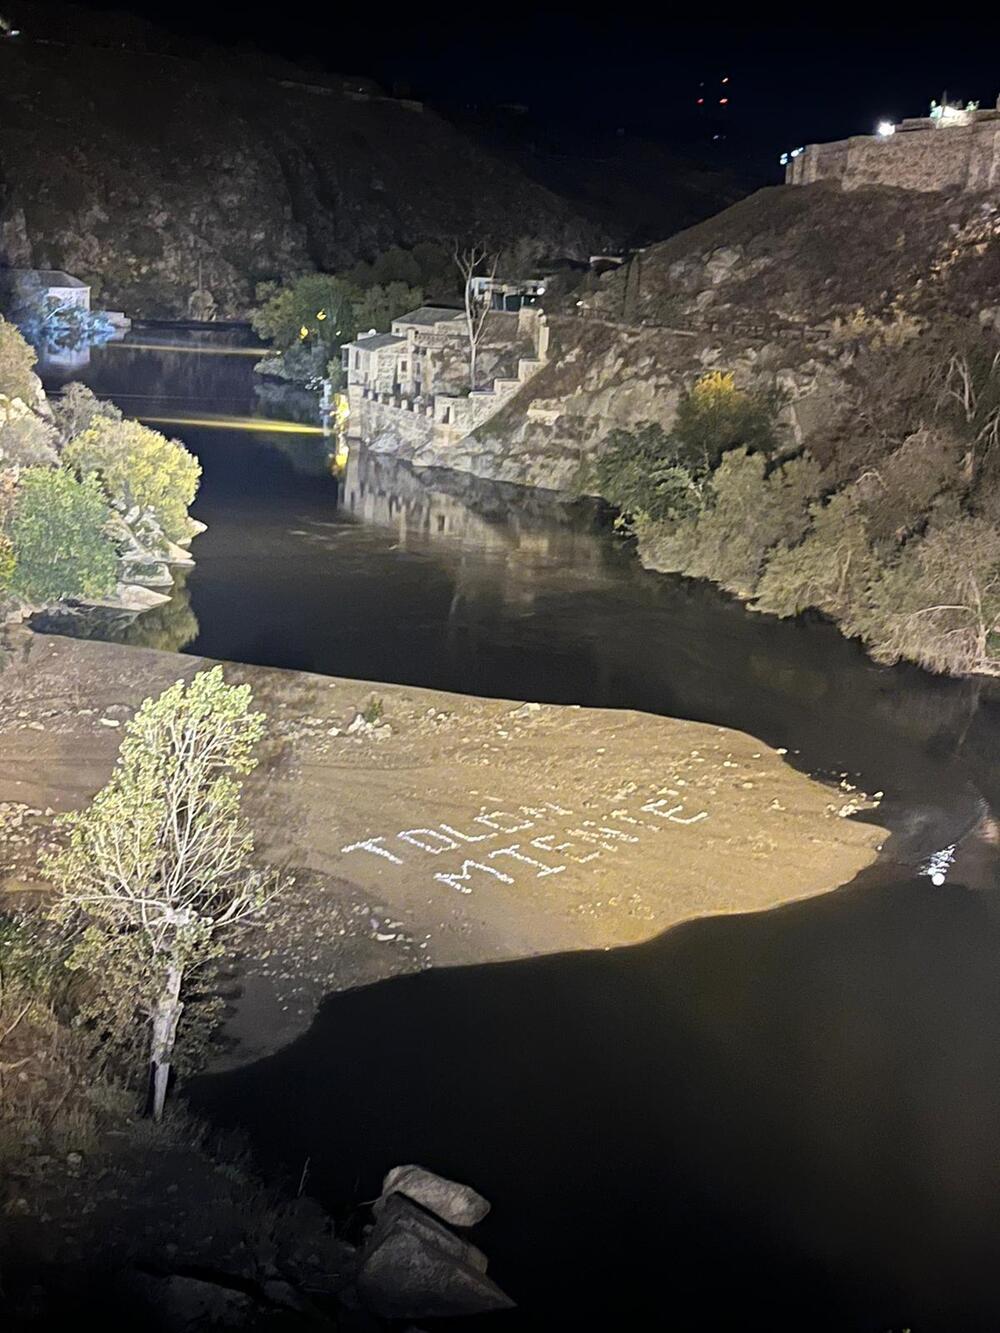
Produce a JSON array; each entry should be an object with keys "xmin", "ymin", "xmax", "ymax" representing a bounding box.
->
[{"xmin": 0, "ymin": 631, "xmax": 884, "ymax": 1061}]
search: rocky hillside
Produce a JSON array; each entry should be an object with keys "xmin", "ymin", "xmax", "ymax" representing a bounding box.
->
[
  {"xmin": 0, "ymin": 7, "xmax": 603, "ymax": 318},
  {"xmin": 386, "ymin": 182, "xmax": 1000, "ymax": 487},
  {"xmin": 375, "ymin": 181, "xmax": 1000, "ymax": 677}
]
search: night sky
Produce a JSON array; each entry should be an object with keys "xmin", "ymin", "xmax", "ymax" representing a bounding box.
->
[{"xmin": 71, "ymin": 2, "xmax": 1000, "ymax": 172}]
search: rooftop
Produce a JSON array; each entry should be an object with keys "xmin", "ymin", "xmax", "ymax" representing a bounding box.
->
[
  {"xmin": 9, "ymin": 268, "xmax": 89, "ymax": 288},
  {"xmin": 343, "ymin": 332, "xmax": 406, "ymax": 351},
  {"xmin": 392, "ymin": 306, "xmax": 464, "ymax": 327}
]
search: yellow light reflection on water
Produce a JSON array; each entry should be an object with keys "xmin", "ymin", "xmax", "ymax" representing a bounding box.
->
[
  {"xmin": 139, "ymin": 413, "xmax": 328, "ymax": 435},
  {"xmin": 107, "ymin": 342, "xmax": 264, "ymax": 356}
]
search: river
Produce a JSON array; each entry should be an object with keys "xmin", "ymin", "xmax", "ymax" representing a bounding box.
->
[{"xmin": 37, "ymin": 327, "xmax": 1000, "ymax": 1330}]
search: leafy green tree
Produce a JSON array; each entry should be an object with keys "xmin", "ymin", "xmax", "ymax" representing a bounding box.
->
[
  {"xmin": 10, "ymin": 468, "xmax": 117, "ymax": 603},
  {"xmin": 0, "ymin": 318, "xmax": 37, "ymax": 403},
  {"xmin": 42, "ymin": 667, "xmax": 285, "ymax": 1119},
  {"xmin": 592, "ymin": 422, "xmax": 702, "ymax": 526},
  {"xmin": 64, "ymin": 417, "xmax": 201, "ymax": 542},
  {"xmin": 351, "ymin": 281, "xmax": 423, "ymax": 335},
  {"xmin": 251, "ymin": 274, "xmax": 357, "ymax": 354},
  {"xmin": 51, "ymin": 382, "xmax": 122, "ymax": 442}
]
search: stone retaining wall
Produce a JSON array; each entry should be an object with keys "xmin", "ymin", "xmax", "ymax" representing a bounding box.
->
[{"xmin": 787, "ymin": 114, "xmax": 1000, "ymax": 193}]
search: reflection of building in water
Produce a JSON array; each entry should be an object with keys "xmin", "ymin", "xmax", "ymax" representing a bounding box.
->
[
  {"xmin": 341, "ymin": 448, "xmax": 611, "ymax": 610},
  {"xmin": 36, "ymin": 339, "xmax": 91, "ymax": 373},
  {"xmin": 342, "ymin": 446, "xmax": 510, "ymax": 550}
]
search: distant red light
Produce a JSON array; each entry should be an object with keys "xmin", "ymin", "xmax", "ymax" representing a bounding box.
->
[
  {"xmin": 719, "ymin": 97, "xmax": 729, "ymax": 105},
  {"xmin": 696, "ymin": 97, "xmax": 704, "ymax": 105}
]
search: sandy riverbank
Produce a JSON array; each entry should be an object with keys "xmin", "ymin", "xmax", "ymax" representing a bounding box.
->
[{"xmin": 0, "ymin": 630, "xmax": 885, "ymax": 1063}]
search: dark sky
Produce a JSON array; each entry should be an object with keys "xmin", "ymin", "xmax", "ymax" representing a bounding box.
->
[{"xmin": 70, "ymin": 1, "xmax": 1000, "ymax": 169}]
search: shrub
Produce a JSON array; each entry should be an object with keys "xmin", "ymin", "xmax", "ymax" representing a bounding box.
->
[
  {"xmin": 10, "ymin": 468, "xmax": 117, "ymax": 602},
  {"xmin": 679, "ymin": 449, "xmax": 822, "ymax": 598},
  {"xmin": 859, "ymin": 518, "xmax": 1000, "ymax": 676},
  {"xmin": 753, "ymin": 487, "xmax": 873, "ymax": 621},
  {"xmin": 64, "ymin": 417, "xmax": 201, "ymax": 542},
  {"xmin": 934, "ymin": 337, "xmax": 1000, "ymax": 478},
  {"xmin": 0, "ymin": 534, "xmax": 15, "ymax": 593},
  {"xmin": 852, "ymin": 428, "xmax": 964, "ymax": 544},
  {"xmin": 672, "ymin": 371, "xmax": 783, "ymax": 472},
  {"xmin": 592, "ymin": 422, "xmax": 702, "ymax": 525},
  {"xmin": 0, "ymin": 404, "xmax": 59, "ymax": 466},
  {"xmin": 52, "ymin": 382, "xmax": 123, "ymax": 441},
  {"xmin": 0, "ymin": 318, "xmax": 37, "ymax": 403},
  {"xmin": 362, "ymin": 694, "xmax": 384, "ymax": 725}
]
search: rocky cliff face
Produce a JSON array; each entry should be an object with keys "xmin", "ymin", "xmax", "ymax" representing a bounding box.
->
[
  {"xmin": 0, "ymin": 18, "xmax": 599, "ymax": 318},
  {"xmin": 376, "ymin": 183, "xmax": 1000, "ymax": 490}
]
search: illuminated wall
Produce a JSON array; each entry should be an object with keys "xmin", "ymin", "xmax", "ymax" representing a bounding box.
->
[{"xmin": 787, "ymin": 114, "xmax": 1000, "ymax": 194}]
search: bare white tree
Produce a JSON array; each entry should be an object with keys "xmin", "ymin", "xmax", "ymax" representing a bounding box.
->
[
  {"xmin": 454, "ymin": 245, "xmax": 499, "ymax": 392},
  {"xmin": 42, "ymin": 667, "xmax": 286, "ymax": 1119}
]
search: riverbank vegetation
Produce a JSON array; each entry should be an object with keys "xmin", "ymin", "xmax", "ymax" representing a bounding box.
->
[
  {"xmin": 595, "ymin": 331, "xmax": 1000, "ymax": 678},
  {"xmin": 250, "ymin": 244, "xmax": 456, "ymax": 386},
  {"xmin": 0, "ymin": 669, "xmax": 323, "ymax": 1323},
  {"xmin": 0, "ymin": 318, "xmax": 201, "ymax": 619},
  {"xmin": 41, "ymin": 667, "xmax": 284, "ymax": 1120}
]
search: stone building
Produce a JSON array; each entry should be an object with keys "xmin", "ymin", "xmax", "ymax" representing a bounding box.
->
[
  {"xmin": 342, "ymin": 331, "xmax": 409, "ymax": 399},
  {"xmin": 342, "ymin": 303, "xmax": 550, "ymax": 452},
  {"xmin": 786, "ymin": 96, "xmax": 1000, "ymax": 193},
  {"xmin": 8, "ymin": 268, "xmax": 91, "ymax": 310}
]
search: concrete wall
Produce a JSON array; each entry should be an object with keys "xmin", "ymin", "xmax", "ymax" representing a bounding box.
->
[{"xmin": 787, "ymin": 116, "xmax": 1000, "ymax": 193}]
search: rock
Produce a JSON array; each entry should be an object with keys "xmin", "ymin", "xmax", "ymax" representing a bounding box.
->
[
  {"xmin": 376, "ymin": 1164, "xmax": 491, "ymax": 1227},
  {"xmin": 163, "ymin": 539, "xmax": 196, "ymax": 567},
  {"xmin": 85, "ymin": 583, "xmax": 172, "ymax": 613},
  {"xmin": 357, "ymin": 1195, "xmax": 513, "ymax": 1320},
  {"xmin": 509, "ymin": 702, "xmax": 542, "ymax": 720},
  {"xmin": 121, "ymin": 559, "xmax": 175, "ymax": 588},
  {"xmin": 347, "ymin": 713, "xmax": 391, "ymax": 738},
  {"xmin": 704, "ymin": 244, "xmax": 743, "ymax": 284}
]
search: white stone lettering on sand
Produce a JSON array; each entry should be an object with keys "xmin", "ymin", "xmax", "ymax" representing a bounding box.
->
[
  {"xmin": 474, "ymin": 810, "xmax": 537, "ymax": 834},
  {"xmin": 487, "ymin": 842, "xmax": 567, "ymax": 877},
  {"xmin": 340, "ymin": 791, "xmax": 712, "ymax": 892},
  {"xmin": 340, "ymin": 836, "xmax": 405, "ymax": 865},
  {"xmin": 640, "ymin": 799, "xmax": 709, "ymax": 825},
  {"xmin": 398, "ymin": 828, "xmax": 462, "ymax": 854},
  {"xmin": 434, "ymin": 859, "xmax": 515, "ymax": 895},
  {"xmin": 439, "ymin": 822, "xmax": 495, "ymax": 844}
]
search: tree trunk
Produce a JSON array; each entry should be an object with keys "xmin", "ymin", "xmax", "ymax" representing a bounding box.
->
[
  {"xmin": 469, "ymin": 342, "xmax": 478, "ymax": 393},
  {"xmin": 149, "ymin": 963, "xmax": 184, "ymax": 1121}
]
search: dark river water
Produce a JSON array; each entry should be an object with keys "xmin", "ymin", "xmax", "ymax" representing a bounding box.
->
[{"xmin": 39, "ymin": 328, "xmax": 1000, "ymax": 1329}]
